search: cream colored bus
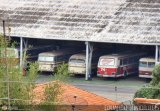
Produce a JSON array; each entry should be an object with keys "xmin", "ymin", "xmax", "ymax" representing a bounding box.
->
[
  {"xmin": 38, "ymin": 48, "xmax": 79, "ymax": 72},
  {"xmin": 68, "ymin": 51, "xmax": 102, "ymax": 75},
  {"xmin": 139, "ymin": 57, "xmax": 155, "ymax": 79}
]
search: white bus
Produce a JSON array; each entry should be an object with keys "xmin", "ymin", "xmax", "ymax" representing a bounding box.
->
[
  {"xmin": 38, "ymin": 48, "xmax": 80, "ymax": 72},
  {"xmin": 139, "ymin": 57, "xmax": 155, "ymax": 79},
  {"xmin": 97, "ymin": 52, "xmax": 146, "ymax": 78},
  {"xmin": 68, "ymin": 50, "xmax": 105, "ymax": 75}
]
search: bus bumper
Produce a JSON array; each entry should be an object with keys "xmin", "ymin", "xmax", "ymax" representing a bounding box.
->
[
  {"xmin": 69, "ymin": 71, "xmax": 86, "ymax": 75},
  {"xmin": 139, "ymin": 75, "xmax": 152, "ymax": 79},
  {"xmin": 97, "ymin": 74, "xmax": 122, "ymax": 78},
  {"xmin": 68, "ymin": 67, "xmax": 86, "ymax": 75},
  {"xmin": 38, "ymin": 66, "xmax": 53, "ymax": 72}
]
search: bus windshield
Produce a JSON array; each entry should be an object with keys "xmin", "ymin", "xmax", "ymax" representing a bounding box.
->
[
  {"xmin": 70, "ymin": 59, "xmax": 85, "ymax": 63},
  {"xmin": 139, "ymin": 61, "xmax": 147, "ymax": 67},
  {"xmin": 99, "ymin": 58, "xmax": 115, "ymax": 66},
  {"xmin": 38, "ymin": 56, "xmax": 54, "ymax": 62},
  {"xmin": 148, "ymin": 62, "xmax": 155, "ymax": 68}
]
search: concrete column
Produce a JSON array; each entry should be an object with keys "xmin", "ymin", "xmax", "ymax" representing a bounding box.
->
[
  {"xmin": 88, "ymin": 43, "xmax": 93, "ymax": 79},
  {"xmin": 155, "ymin": 45, "xmax": 160, "ymax": 65},
  {"xmin": 85, "ymin": 41, "xmax": 89, "ymax": 80},
  {"xmin": 85, "ymin": 41, "xmax": 93, "ymax": 80}
]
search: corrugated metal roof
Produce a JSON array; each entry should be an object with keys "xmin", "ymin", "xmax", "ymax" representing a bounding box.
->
[{"xmin": 0, "ymin": 0, "xmax": 160, "ymax": 45}]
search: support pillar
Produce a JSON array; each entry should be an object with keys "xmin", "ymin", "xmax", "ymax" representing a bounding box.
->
[
  {"xmin": 85, "ymin": 41, "xmax": 89, "ymax": 80},
  {"xmin": 155, "ymin": 45, "xmax": 160, "ymax": 65},
  {"xmin": 85, "ymin": 41, "xmax": 93, "ymax": 80}
]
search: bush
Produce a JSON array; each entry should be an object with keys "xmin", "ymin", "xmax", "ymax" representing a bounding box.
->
[
  {"xmin": 0, "ymin": 35, "xmax": 38, "ymax": 109},
  {"xmin": 134, "ymin": 64, "xmax": 160, "ymax": 99},
  {"xmin": 134, "ymin": 87, "xmax": 160, "ymax": 99},
  {"xmin": 54, "ymin": 63, "xmax": 70, "ymax": 81}
]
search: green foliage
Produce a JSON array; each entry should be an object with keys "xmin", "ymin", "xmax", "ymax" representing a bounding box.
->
[
  {"xmin": 0, "ymin": 35, "xmax": 7, "ymax": 48},
  {"xmin": 0, "ymin": 35, "xmax": 69, "ymax": 110},
  {"xmin": 0, "ymin": 35, "xmax": 38, "ymax": 108},
  {"xmin": 150, "ymin": 64, "xmax": 160, "ymax": 86},
  {"xmin": 42, "ymin": 63, "xmax": 69, "ymax": 107},
  {"xmin": 54, "ymin": 63, "xmax": 70, "ymax": 82},
  {"xmin": 10, "ymin": 41, "xmax": 18, "ymax": 48},
  {"xmin": 134, "ymin": 86, "xmax": 160, "ymax": 99},
  {"xmin": 134, "ymin": 64, "xmax": 160, "ymax": 99},
  {"xmin": 40, "ymin": 81, "xmax": 63, "ymax": 111},
  {"xmin": 43, "ymin": 81, "xmax": 63, "ymax": 105},
  {"xmin": 27, "ymin": 62, "xmax": 38, "ymax": 83},
  {"xmin": 25, "ymin": 62, "xmax": 39, "ymax": 105}
]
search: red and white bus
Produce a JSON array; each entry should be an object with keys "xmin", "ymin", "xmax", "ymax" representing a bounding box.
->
[
  {"xmin": 139, "ymin": 57, "xmax": 155, "ymax": 79},
  {"xmin": 97, "ymin": 52, "xmax": 145, "ymax": 78}
]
